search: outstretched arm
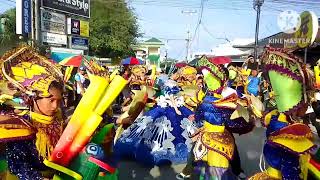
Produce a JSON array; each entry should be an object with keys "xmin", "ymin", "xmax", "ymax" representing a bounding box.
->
[{"xmin": 6, "ymin": 140, "xmax": 44, "ymax": 180}]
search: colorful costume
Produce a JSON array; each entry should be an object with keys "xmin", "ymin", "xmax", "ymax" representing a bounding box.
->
[
  {"xmin": 191, "ymin": 56, "xmax": 254, "ymax": 179},
  {"xmin": 48, "ymin": 124, "xmax": 118, "ymax": 180},
  {"xmin": 115, "ymin": 80, "xmax": 198, "ymax": 165},
  {"xmin": 0, "ymin": 46, "xmax": 64, "ymax": 179},
  {"xmin": 176, "ymin": 65, "xmax": 204, "ymax": 112},
  {"xmin": 249, "ymin": 47, "xmax": 315, "ymax": 180},
  {"xmin": 45, "ymin": 59, "xmax": 126, "ymax": 179},
  {"xmin": 129, "ymin": 65, "xmax": 147, "ymax": 90}
]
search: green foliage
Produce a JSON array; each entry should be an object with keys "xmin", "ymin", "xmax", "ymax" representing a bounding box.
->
[
  {"xmin": 89, "ymin": 0, "xmax": 140, "ymax": 58},
  {"xmin": 0, "ymin": 8, "xmax": 17, "ymax": 45}
]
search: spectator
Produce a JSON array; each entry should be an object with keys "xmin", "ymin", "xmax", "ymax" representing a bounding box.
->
[
  {"xmin": 74, "ymin": 66, "xmax": 86, "ymax": 106},
  {"xmin": 247, "ymin": 69, "xmax": 261, "ymax": 96}
]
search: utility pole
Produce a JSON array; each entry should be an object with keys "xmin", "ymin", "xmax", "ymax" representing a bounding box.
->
[
  {"xmin": 186, "ymin": 31, "xmax": 190, "ymax": 62},
  {"xmin": 34, "ymin": 0, "xmax": 40, "ymax": 46},
  {"xmin": 164, "ymin": 39, "xmax": 169, "ymax": 72},
  {"xmin": 182, "ymin": 10, "xmax": 197, "ymax": 62},
  {"xmin": 253, "ymin": 0, "xmax": 264, "ymax": 62}
]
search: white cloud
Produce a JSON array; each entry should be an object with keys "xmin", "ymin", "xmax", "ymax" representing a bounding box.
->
[{"xmin": 210, "ymin": 38, "xmax": 254, "ymax": 56}]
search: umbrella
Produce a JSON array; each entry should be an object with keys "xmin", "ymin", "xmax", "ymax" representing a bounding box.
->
[
  {"xmin": 121, "ymin": 57, "xmax": 143, "ymax": 65},
  {"xmin": 175, "ymin": 62, "xmax": 188, "ymax": 68},
  {"xmin": 209, "ymin": 56, "xmax": 232, "ymax": 65},
  {"xmin": 59, "ymin": 55, "xmax": 83, "ymax": 67}
]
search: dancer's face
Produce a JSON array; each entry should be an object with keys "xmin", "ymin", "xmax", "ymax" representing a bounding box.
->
[{"xmin": 34, "ymin": 85, "xmax": 63, "ymax": 116}]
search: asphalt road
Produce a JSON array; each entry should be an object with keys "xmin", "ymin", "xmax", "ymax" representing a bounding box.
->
[{"xmin": 117, "ymin": 127, "xmax": 266, "ymax": 180}]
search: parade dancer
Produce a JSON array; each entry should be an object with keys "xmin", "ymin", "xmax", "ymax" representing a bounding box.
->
[
  {"xmin": 115, "ymin": 80, "xmax": 198, "ymax": 166},
  {"xmin": 190, "ymin": 56, "xmax": 256, "ymax": 180},
  {"xmin": 249, "ymin": 47, "xmax": 316, "ymax": 180},
  {"xmin": 174, "ymin": 65, "xmax": 204, "ymax": 112},
  {"xmin": 0, "ymin": 46, "xmax": 65, "ymax": 179}
]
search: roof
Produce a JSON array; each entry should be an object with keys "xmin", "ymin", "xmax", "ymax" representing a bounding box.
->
[{"xmin": 145, "ymin": 38, "xmax": 162, "ymax": 43}]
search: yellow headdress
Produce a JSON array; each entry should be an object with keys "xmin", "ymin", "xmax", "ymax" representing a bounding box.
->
[
  {"xmin": 180, "ymin": 66, "xmax": 197, "ymax": 76},
  {"xmin": 84, "ymin": 57, "xmax": 107, "ymax": 76},
  {"xmin": 0, "ymin": 46, "xmax": 63, "ymax": 98},
  {"xmin": 131, "ymin": 65, "xmax": 147, "ymax": 75},
  {"xmin": 0, "ymin": 46, "xmax": 64, "ymax": 159}
]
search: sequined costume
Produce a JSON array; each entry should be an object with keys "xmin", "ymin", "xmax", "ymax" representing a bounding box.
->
[
  {"xmin": 0, "ymin": 46, "xmax": 64, "ymax": 179},
  {"xmin": 249, "ymin": 47, "xmax": 316, "ymax": 180},
  {"xmin": 191, "ymin": 56, "xmax": 255, "ymax": 180},
  {"xmin": 115, "ymin": 80, "xmax": 198, "ymax": 165}
]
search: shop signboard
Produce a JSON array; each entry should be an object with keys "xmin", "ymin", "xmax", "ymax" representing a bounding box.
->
[
  {"xmin": 70, "ymin": 36, "xmax": 89, "ymax": 50},
  {"xmin": 42, "ymin": 32, "xmax": 67, "ymax": 45},
  {"xmin": 80, "ymin": 21, "xmax": 89, "ymax": 37},
  {"xmin": 42, "ymin": 0, "xmax": 90, "ymax": 18},
  {"xmin": 67, "ymin": 18, "xmax": 89, "ymax": 37},
  {"xmin": 41, "ymin": 9, "xmax": 66, "ymax": 35},
  {"xmin": 41, "ymin": 9, "xmax": 66, "ymax": 24},
  {"xmin": 41, "ymin": 21, "xmax": 66, "ymax": 34},
  {"xmin": 16, "ymin": 0, "xmax": 32, "ymax": 34}
]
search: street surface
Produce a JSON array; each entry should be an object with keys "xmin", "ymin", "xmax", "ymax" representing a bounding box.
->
[{"xmin": 118, "ymin": 127, "xmax": 266, "ymax": 179}]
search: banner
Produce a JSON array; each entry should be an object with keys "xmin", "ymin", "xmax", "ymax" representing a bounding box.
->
[
  {"xmin": 16, "ymin": 0, "xmax": 31, "ymax": 34},
  {"xmin": 42, "ymin": 0, "xmax": 90, "ymax": 18},
  {"xmin": 67, "ymin": 18, "xmax": 89, "ymax": 37},
  {"xmin": 70, "ymin": 36, "xmax": 89, "ymax": 50},
  {"xmin": 42, "ymin": 32, "xmax": 67, "ymax": 45}
]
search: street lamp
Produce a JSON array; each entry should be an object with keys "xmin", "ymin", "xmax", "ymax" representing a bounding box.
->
[{"xmin": 253, "ymin": 0, "xmax": 264, "ymax": 62}]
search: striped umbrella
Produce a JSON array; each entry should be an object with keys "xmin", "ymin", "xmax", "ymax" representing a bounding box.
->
[
  {"xmin": 121, "ymin": 57, "xmax": 144, "ymax": 65},
  {"xmin": 59, "ymin": 55, "xmax": 83, "ymax": 67}
]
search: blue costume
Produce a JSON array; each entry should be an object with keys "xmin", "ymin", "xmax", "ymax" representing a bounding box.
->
[
  {"xmin": 115, "ymin": 80, "xmax": 198, "ymax": 165},
  {"xmin": 247, "ymin": 76, "xmax": 260, "ymax": 96}
]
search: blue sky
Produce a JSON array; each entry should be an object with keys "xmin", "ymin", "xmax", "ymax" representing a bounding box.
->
[
  {"xmin": 2, "ymin": 0, "xmax": 320, "ymax": 59},
  {"xmin": 130, "ymin": 0, "xmax": 320, "ymax": 59}
]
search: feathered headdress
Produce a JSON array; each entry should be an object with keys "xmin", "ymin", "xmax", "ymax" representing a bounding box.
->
[{"xmin": 261, "ymin": 47, "xmax": 314, "ymax": 115}]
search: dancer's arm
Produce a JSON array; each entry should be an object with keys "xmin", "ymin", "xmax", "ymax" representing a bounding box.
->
[{"xmin": 6, "ymin": 141, "xmax": 43, "ymax": 180}]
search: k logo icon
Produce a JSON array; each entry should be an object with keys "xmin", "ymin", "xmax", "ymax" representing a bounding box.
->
[{"xmin": 277, "ymin": 10, "xmax": 301, "ymax": 34}]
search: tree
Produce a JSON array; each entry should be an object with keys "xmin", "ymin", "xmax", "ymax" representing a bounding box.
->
[
  {"xmin": 0, "ymin": 8, "xmax": 17, "ymax": 44},
  {"xmin": 89, "ymin": 0, "xmax": 140, "ymax": 59}
]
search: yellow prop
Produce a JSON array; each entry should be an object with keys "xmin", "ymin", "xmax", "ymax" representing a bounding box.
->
[
  {"xmin": 50, "ymin": 75, "xmax": 127, "ymax": 166},
  {"xmin": 308, "ymin": 162, "xmax": 320, "ymax": 180},
  {"xmin": 315, "ymin": 66, "xmax": 320, "ymax": 89},
  {"xmin": 43, "ymin": 159, "xmax": 82, "ymax": 180},
  {"xmin": 266, "ymin": 167, "xmax": 282, "ymax": 179},
  {"xmin": 114, "ymin": 86, "xmax": 148, "ymax": 143},
  {"xmin": 63, "ymin": 66, "xmax": 74, "ymax": 82},
  {"xmin": 110, "ymin": 69, "xmax": 119, "ymax": 81}
]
